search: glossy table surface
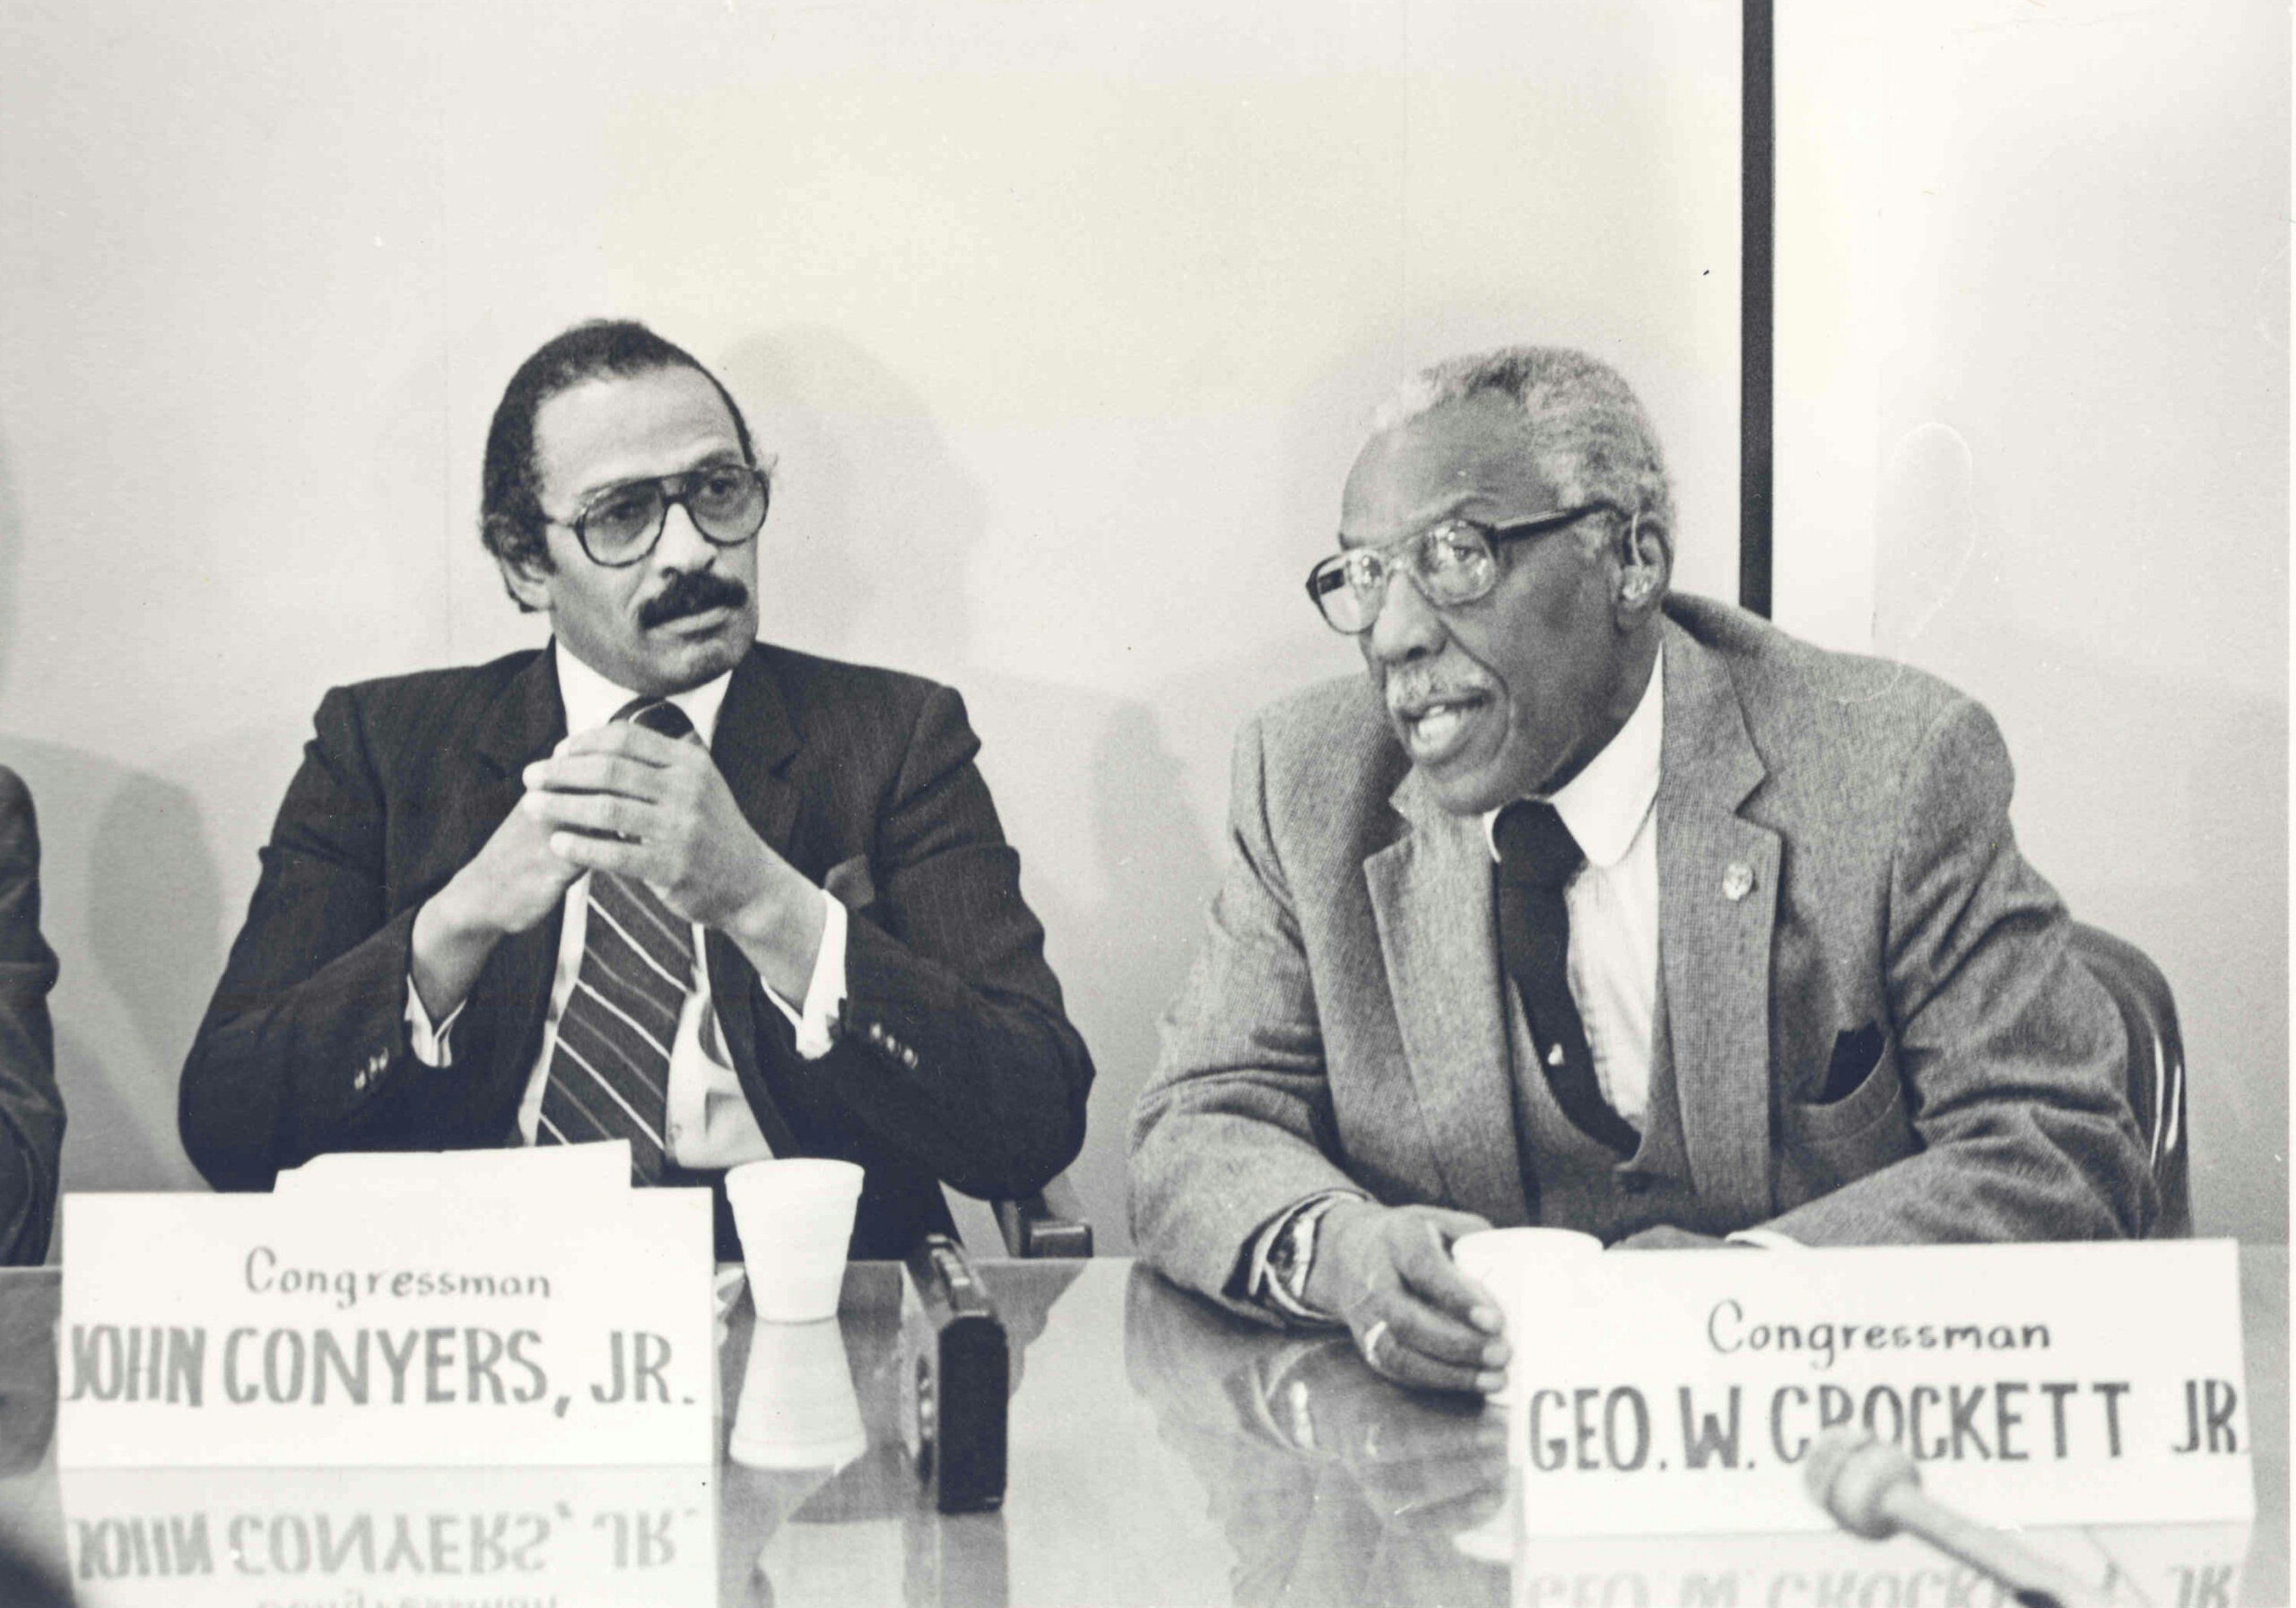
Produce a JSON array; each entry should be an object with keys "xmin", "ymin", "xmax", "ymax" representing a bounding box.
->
[{"xmin": 0, "ymin": 1247, "xmax": 2282, "ymax": 1606}]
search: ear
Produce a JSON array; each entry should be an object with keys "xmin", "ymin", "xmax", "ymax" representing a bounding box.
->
[
  {"xmin": 1613, "ymin": 509, "xmax": 1670, "ymax": 625},
  {"xmin": 487, "ymin": 517, "xmax": 556, "ymax": 615}
]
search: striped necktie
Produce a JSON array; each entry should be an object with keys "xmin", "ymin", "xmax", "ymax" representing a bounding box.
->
[{"xmin": 535, "ymin": 698, "xmax": 697, "ymax": 1182}]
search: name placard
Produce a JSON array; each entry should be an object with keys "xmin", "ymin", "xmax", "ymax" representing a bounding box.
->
[
  {"xmin": 1504, "ymin": 1240, "xmax": 2250, "ymax": 1535},
  {"xmin": 57, "ymin": 1151, "xmax": 718, "ymax": 1468}
]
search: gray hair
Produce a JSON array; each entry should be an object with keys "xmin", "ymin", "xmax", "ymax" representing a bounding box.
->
[{"xmin": 1370, "ymin": 347, "xmax": 1674, "ymax": 535}]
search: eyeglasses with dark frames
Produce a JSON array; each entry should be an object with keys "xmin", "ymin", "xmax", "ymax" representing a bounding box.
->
[
  {"xmin": 550, "ymin": 458, "xmax": 775, "ymax": 568},
  {"xmin": 1304, "ymin": 502, "xmax": 1620, "ymax": 634}
]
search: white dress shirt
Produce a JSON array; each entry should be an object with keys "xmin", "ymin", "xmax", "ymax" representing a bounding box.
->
[
  {"xmin": 1483, "ymin": 654, "xmax": 1664, "ymax": 1126},
  {"xmin": 404, "ymin": 648, "xmax": 849, "ymax": 1168}
]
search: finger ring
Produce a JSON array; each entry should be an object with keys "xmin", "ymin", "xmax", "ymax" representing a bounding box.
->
[{"xmin": 1358, "ymin": 1318, "xmax": 1391, "ymax": 1372}]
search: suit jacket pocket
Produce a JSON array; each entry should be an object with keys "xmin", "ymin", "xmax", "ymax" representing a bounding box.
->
[{"xmin": 1776, "ymin": 1037, "xmax": 1918, "ymax": 1204}]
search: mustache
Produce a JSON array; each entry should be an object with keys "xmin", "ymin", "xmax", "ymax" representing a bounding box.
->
[
  {"xmin": 638, "ymin": 570, "xmax": 751, "ymax": 630},
  {"xmin": 1382, "ymin": 668, "xmax": 1494, "ymax": 713}
]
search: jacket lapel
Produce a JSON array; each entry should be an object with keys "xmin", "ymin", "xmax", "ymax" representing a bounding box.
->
[
  {"xmin": 1654, "ymin": 619, "xmax": 1779, "ymax": 1220},
  {"xmin": 700, "ymin": 647, "xmax": 805, "ymax": 1156},
  {"xmin": 1365, "ymin": 769, "xmax": 1528, "ymax": 1226},
  {"xmin": 470, "ymin": 646, "xmax": 571, "ymax": 1109},
  {"xmin": 710, "ymin": 645, "xmax": 802, "ymax": 860}
]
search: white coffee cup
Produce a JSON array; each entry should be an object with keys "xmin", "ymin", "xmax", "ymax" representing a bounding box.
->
[
  {"xmin": 725, "ymin": 1158, "xmax": 865, "ymax": 1324},
  {"xmin": 727, "ymin": 1316, "xmax": 866, "ymax": 1471},
  {"xmin": 1450, "ymin": 1227, "xmax": 1603, "ymax": 1404}
]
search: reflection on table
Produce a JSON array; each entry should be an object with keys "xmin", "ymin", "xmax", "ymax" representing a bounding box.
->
[
  {"xmin": 0, "ymin": 1248, "xmax": 2281, "ymax": 1605},
  {"xmin": 1124, "ymin": 1262, "xmax": 1512, "ymax": 1606}
]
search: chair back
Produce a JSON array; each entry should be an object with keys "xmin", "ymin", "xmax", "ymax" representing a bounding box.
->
[
  {"xmin": 946, "ymin": 1173, "xmax": 1095, "ymax": 1259},
  {"xmin": 996, "ymin": 1174, "xmax": 1094, "ymax": 1258},
  {"xmin": 2068, "ymin": 922, "xmax": 2191, "ymax": 1237}
]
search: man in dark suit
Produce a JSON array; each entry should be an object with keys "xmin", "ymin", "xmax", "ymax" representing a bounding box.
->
[
  {"xmin": 0, "ymin": 768, "xmax": 62, "ymax": 1265},
  {"xmin": 179, "ymin": 320, "xmax": 1093, "ymax": 1257},
  {"xmin": 1129, "ymin": 346, "xmax": 2152, "ymax": 1392}
]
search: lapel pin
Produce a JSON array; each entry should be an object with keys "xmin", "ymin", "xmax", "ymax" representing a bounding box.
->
[
  {"xmin": 1722, "ymin": 862, "xmax": 1756, "ymax": 901},
  {"xmin": 1547, "ymin": 1043, "xmax": 1565, "ymax": 1067}
]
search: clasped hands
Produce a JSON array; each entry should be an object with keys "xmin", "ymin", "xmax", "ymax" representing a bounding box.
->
[{"xmin": 415, "ymin": 723, "xmax": 823, "ymax": 1015}]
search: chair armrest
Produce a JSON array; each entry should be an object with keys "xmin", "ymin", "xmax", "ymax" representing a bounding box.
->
[{"xmin": 994, "ymin": 1174, "xmax": 1093, "ymax": 1258}]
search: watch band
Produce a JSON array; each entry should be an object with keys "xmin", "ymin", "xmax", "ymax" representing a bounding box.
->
[{"xmin": 1269, "ymin": 1194, "xmax": 1352, "ymax": 1317}]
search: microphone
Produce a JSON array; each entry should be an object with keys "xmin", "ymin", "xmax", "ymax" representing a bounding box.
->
[{"xmin": 1804, "ymin": 1427, "xmax": 2106, "ymax": 1608}]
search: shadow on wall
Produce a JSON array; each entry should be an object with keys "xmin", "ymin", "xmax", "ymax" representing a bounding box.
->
[
  {"xmin": 0, "ymin": 438, "xmax": 225, "ymax": 1218},
  {"xmin": 708, "ymin": 330, "xmax": 1252, "ymax": 1251},
  {"xmin": 716, "ymin": 327, "xmax": 986, "ymax": 673},
  {"xmin": 1874, "ymin": 423, "xmax": 2289, "ymax": 1243},
  {"xmin": 0, "ymin": 750, "xmax": 227, "ymax": 1204},
  {"xmin": 970, "ymin": 682, "xmax": 1222, "ymax": 1253},
  {"xmin": 963, "ymin": 631, "xmax": 1363, "ymax": 1252}
]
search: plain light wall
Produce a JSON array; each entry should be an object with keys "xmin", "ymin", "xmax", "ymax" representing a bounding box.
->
[
  {"xmin": 0, "ymin": 0, "xmax": 1743, "ymax": 1253},
  {"xmin": 1774, "ymin": 0, "xmax": 2289, "ymax": 1239}
]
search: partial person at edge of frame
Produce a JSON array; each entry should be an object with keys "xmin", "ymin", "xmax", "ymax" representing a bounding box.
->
[{"xmin": 0, "ymin": 765, "xmax": 62, "ymax": 1266}]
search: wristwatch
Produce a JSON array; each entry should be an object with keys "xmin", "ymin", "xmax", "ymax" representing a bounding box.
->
[{"xmin": 1265, "ymin": 1194, "xmax": 1352, "ymax": 1316}]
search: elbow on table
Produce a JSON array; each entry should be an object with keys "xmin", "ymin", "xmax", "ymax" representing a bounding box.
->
[
  {"xmin": 176, "ymin": 1044, "xmax": 283, "ymax": 1195},
  {"xmin": 0, "ymin": 1138, "xmax": 48, "ymax": 1266},
  {"xmin": 935, "ymin": 1055, "xmax": 1091, "ymax": 1203},
  {"xmin": 940, "ymin": 1107, "xmax": 1086, "ymax": 1204},
  {"xmin": 1918, "ymin": 1103, "xmax": 2161, "ymax": 1244},
  {"xmin": 2019, "ymin": 1097, "xmax": 2160, "ymax": 1242}
]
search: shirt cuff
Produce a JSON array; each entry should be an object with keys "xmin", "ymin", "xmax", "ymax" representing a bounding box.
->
[
  {"xmin": 404, "ymin": 978, "xmax": 464, "ymax": 1068},
  {"xmin": 1248, "ymin": 1189, "xmax": 1365, "ymax": 1324},
  {"xmin": 1725, "ymin": 1228, "xmax": 1804, "ymax": 1250},
  {"xmin": 758, "ymin": 888, "xmax": 848, "ymax": 1061}
]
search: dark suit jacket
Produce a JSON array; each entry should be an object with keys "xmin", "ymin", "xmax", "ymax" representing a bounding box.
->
[
  {"xmin": 178, "ymin": 643, "xmax": 1093, "ymax": 1258},
  {"xmin": 0, "ymin": 769, "xmax": 61, "ymax": 1266},
  {"xmin": 1130, "ymin": 595, "xmax": 2154, "ymax": 1310}
]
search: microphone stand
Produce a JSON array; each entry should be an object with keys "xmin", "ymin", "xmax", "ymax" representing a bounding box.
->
[{"xmin": 1804, "ymin": 1427, "xmax": 2109, "ymax": 1608}]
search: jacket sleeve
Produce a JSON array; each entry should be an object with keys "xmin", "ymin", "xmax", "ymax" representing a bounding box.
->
[
  {"xmin": 0, "ymin": 769, "xmax": 63, "ymax": 1264},
  {"xmin": 178, "ymin": 688, "xmax": 457, "ymax": 1190},
  {"xmin": 775, "ymin": 684, "xmax": 1095, "ymax": 1202},
  {"xmin": 1751, "ymin": 698, "xmax": 2156, "ymax": 1245},
  {"xmin": 1127, "ymin": 716, "xmax": 1371, "ymax": 1319}
]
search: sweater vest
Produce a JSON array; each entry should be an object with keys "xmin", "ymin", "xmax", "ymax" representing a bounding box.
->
[{"xmin": 1502, "ymin": 977, "xmax": 1744, "ymax": 1242}]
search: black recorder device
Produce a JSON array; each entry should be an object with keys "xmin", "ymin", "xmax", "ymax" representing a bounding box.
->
[{"xmin": 898, "ymin": 1233, "xmax": 1010, "ymax": 1513}]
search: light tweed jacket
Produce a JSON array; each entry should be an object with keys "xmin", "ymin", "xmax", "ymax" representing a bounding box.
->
[{"xmin": 1128, "ymin": 595, "xmax": 2154, "ymax": 1316}]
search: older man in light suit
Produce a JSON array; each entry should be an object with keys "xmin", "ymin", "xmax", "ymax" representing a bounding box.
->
[{"xmin": 1128, "ymin": 347, "xmax": 2153, "ymax": 1394}]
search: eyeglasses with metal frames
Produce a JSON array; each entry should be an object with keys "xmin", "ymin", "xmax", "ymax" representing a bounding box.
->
[
  {"xmin": 550, "ymin": 458, "xmax": 775, "ymax": 568},
  {"xmin": 1303, "ymin": 502, "xmax": 1619, "ymax": 635}
]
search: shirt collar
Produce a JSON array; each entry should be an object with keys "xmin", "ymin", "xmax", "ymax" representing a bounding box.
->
[
  {"xmin": 552, "ymin": 642, "xmax": 732, "ymax": 746},
  {"xmin": 1481, "ymin": 653, "xmax": 1664, "ymax": 870}
]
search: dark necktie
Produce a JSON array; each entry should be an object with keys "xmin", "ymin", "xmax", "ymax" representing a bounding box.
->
[
  {"xmin": 1493, "ymin": 799, "xmax": 1640, "ymax": 1156},
  {"xmin": 535, "ymin": 698, "xmax": 698, "ymax": 1183}
]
